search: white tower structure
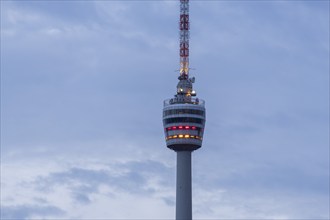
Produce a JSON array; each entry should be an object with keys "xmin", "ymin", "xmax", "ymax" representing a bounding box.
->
[{"xmin": 162, "ymin": 1, "xmax": 206, "ymax": 219}]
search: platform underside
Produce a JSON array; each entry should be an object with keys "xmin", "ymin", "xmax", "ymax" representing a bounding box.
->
[{"xmin": 167, "ymin": 144, "xmax": 201, "ymax": 152}]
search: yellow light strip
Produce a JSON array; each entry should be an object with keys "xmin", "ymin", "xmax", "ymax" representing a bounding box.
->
[{"xmin": 166, "ymin": 135, "xmax": 202, "ymax": 140}]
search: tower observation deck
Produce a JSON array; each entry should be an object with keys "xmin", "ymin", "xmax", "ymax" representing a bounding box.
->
[{"xmin": 162, "ymin": 1, "xmax": 206, "ymax": 219}]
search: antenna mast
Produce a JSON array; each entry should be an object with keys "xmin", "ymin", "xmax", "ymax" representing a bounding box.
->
[{"xmin": 179, "ymin": 0, "xmax": 190, "ymax": 80}]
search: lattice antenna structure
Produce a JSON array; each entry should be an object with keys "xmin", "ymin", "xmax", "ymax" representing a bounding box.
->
[{"xmin": 179, "ymin": 0, "xmax": 190, "ymax": 79}]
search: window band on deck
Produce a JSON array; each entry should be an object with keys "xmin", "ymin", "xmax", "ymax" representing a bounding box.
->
[
  {"xmin": 163, "ymin": 117, "xmax": 204, "ymax": 124},
  {"xmin": 163, "ymin": 109, "xmax": 204, "ymax": 117}
]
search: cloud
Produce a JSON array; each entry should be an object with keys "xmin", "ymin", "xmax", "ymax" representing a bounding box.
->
[
  {"xmin": 2, "ymin": 155, "xmax": 175, "ymax": 219},
  {"xmin": 1, "ymin": 0, "xmax": 329, "ymax": 219},
  {"xmin": 1, "ymin": 1, "xmax": 179, "ymax": 151},
  {"xmin": 1, "ymin": 204, "xmax": 65, "ymax": 220},
  {"xmin": 193, "ymin": 187, "xmax": 329, "ymax": 219},
  {"xmin": 32, "ymin": 159, "xmax": 174, "ymax": 197}
]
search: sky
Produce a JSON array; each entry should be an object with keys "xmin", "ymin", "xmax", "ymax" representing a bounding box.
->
[{"xmin": 1, "ymin": 0, "xmax": 329, "ymax": 219}]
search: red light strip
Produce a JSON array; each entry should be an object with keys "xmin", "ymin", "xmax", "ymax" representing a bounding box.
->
[{"xmin": 166, "ymin": 126, "xmax": 198, "ymax": 131}]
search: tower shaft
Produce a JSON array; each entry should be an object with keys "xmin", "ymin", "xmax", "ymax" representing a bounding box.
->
[{"xmin": 176, "ymin": 151, "xmax": 192, "ymax": 220}]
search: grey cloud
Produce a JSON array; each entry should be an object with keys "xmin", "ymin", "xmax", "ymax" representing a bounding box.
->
[
  {"xmin": 33, "ymin": 197, "xmax": 48, "ymax": 204},
  {"xmin": 1, "ymin": 204, "xmax": 65, "ymax": 220},
  {"xmin": 122, "ymin": 160, "xmax": 174, "ymax": 186},
  {"xmin": 162, "ymin": 197, "xmax": 175, "ymax": 207},
  {"xmin": 31, "ymin": 160, "xmax": 173, "ymax": 204},
  {"xmin": 72, "ymin": 192, "xmax": 91, "ymax": 205}
]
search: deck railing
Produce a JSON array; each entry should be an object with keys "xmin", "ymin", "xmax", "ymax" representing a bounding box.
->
[{"xmin": 164, "ymin": 97, "xmax": 205, "ymax": 107}]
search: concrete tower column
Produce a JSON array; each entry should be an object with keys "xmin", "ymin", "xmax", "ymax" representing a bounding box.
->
[{"xmin": 176, "ymin": 151, "xmax": 192, "ymax": 220}]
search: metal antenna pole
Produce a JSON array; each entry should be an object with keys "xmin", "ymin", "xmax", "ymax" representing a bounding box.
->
[{"xmin": 179, "ymin": 0, "xmax": 190, "ymax": 80}]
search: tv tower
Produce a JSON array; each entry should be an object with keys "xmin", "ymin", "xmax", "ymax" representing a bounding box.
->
[{"xmin": 162, "ymin": 1, "xmax": 206, "ymax": 220}]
